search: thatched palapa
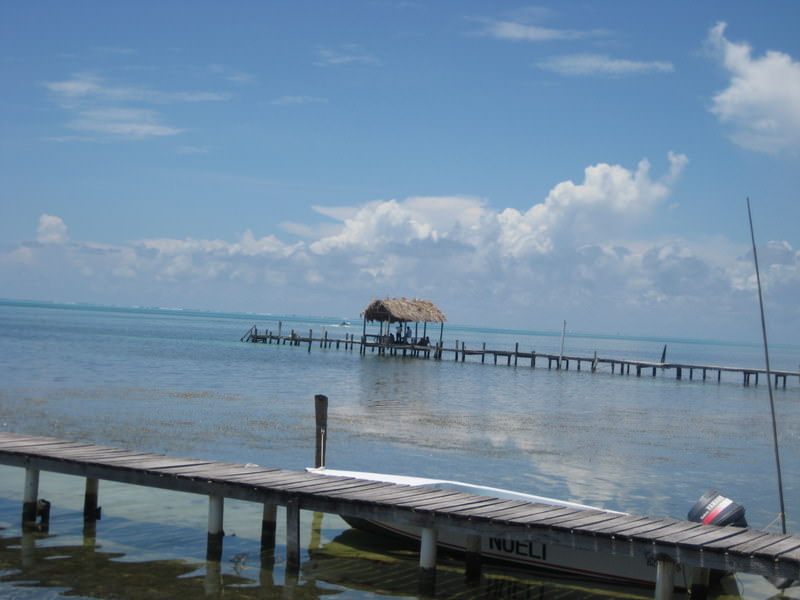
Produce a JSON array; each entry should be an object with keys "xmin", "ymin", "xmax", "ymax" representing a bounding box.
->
[{"xmin": 361, "ymin": 298, "xmax": 446, "ymax": 324}]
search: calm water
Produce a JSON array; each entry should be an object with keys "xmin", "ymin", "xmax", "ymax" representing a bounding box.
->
[{"xmin": 0, "ymin": 299, "xmax": 798, "ymax": 599}]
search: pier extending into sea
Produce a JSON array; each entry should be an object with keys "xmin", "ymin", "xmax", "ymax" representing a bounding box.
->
[
  {"xmin": 241, "ymin": 325, "xmax": 800, "ymax": 389},
  {"xmin": 1, "ymin": 419, "xmax": 799, "ymax": 600}
]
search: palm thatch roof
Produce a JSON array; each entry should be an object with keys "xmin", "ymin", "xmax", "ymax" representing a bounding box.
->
[{"xmin": 361, "ymin": 298, "xmax": 447, "ymax": 323}]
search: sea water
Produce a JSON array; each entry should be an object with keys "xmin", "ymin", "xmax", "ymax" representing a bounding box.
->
[{"xmin": 0, "ymin": 299, "xmax": 798, "ymax": 599}]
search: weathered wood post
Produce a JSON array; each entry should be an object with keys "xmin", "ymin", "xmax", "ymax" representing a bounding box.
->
[
  {"xmin": 514, "ymin": 342, "xmax": 519, "ymax": 366},
  {"xmin": 84, "ymin": 477, "xmax": 99, "ymax": 521},
  {"xmin": 461, "ymin": 341, "xmax": 466, "ymax": 362},
  {"xmin": 207, "ymin": 495, "xmax": 224, "ymax": 561},
  {"xmin": 654, "ymin": 559, "xmax": 675, "ymax": 600},
  {"xmin": 308, "ymin": 329, "xmax": 313, "ymax": 353},
  {"xmin": 286, "ymin": 497, "xmax": 301, "ymax": 577},
  {"xmin": 481, "ymin": 342, "xmax": 486, "ymax": 363},
  {"xmin": 22, "ymin": 468, "xmax": 40, "ymax": 530},
  {"xmin": 315, "ymin": 394, "xmax": 328, "ymax": 468},
  {"xmin": 260, "ymin": 503, "xmax": 277, "ymax": 572},
  {"xmin": 419, "ymin": 526, "xmax": 437, "ymax": 595},
  {"xmin": 689, "ymin": 566, "xmax": 710, "ymax": 600},
  {"xmin": 83, "ymin": 477, "xmax": 100, "ymax": 537},
  {"xmin": 464, "ymin": 533, "xmax": 481, "ymax": 583}
]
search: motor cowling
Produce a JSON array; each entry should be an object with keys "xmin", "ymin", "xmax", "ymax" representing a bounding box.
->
[{"xmin": 688, "ymin": 490, "xmax": 747, "ymax": 527}]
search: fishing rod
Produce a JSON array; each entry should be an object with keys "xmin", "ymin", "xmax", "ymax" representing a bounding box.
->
[{"xmin": 746, "ymin": 197, "xmax": 787, "ymax": 535}]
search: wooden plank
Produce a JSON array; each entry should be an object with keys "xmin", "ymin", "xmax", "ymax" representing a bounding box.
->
[
  {"xmin": 436, "ymin": 498, "xmax": 526, "ymax": 516},
  {"xmin": 750, "ymin": 537, "xmax": 800, "ymax": 559},
  {"xmin": 390, "ymin": 490, "xmax": 468, "ymax": 509},
  {"xmin": 615, "ymin": 519, "xmax": 676, "ymax": 539},
  {"xmin": 405, "ymin": 494, "xmax": 505, "ymax": 513},
  {"xmin": 505, "ymin": 504, "xmax": 587, "ymax": 525},
  {"xmin": 531, "ymin": 509, "xmax": 602, "ymax": 527},
  {"xmin": 683, "ymin": 527, "xmax": 760, "ymax": 548},
  {"xmin": 553, "ymin": 511, "xmax": 626, "ymax": 530},
  {"xmin": 647, "ymin": 522, "xmax": 707, "ymax": 543}
]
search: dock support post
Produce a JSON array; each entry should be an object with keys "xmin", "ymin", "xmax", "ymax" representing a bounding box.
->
[
  {"xmin": 315, "ymin": 394, "xmax": 328, "ymax": 468},
  {"xmin": 308, "ymin": 329, "xmax": 313, "ymax": 353},
  {"xmin": 207, "ymin": 495, "xmax": 224, "ymax": 561},
  {"xmin": 22, "ymin": 468, "xmax": 40, "ymax": 529},
  {"xmin": 84, "ymin": 477, "xmax": 99, "ymax": 520},
  {"xmin": 689, "ymin": 567, "xmax": 710, "ymax": 600},
  {"xmin": 654, "ymin": 560, "xmax": 675, "ymax": 600},
  {"xmin": 419, "ymin": 526, "xmax": 437, "ymax": 595},
  {"xmin": 464, "ymin": 533, "xmax": 481, "ymax": 583},
  {"xmin": 482, "ymin": 343, "xmax": 485, "ymax": 363},
  {"xmin": 462, "ymin": 342, "xmax": 466, "ymax": 362},
  {"xmin": 286, "ymin": 497, "xmax": 301, "ymax": 577},
  {"xmin": 260, "ymin": 503, "xmax": 277, "ymax": 573},
  {"xmin": 514, "ymin": 343, "xmax": 518, "ymax": 366}
]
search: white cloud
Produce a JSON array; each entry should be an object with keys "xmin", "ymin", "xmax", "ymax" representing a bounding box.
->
[
  {"xmin": 43, "ymin": 73, "xmax": 230, "ymax": 141},
  {"xmin": 43, "ymin": 74, "xmax": 231, "ymax": 105},
  {"xmin": 37, "ymin": 214, "xmax": 68, "ymax": 244},
  {"xmin": 707, "ymin": 22, "xmax": 800, "ymax": 154},
  {"xmin": 69, "ymin": 108, "xmax": 182, "ymax": 138},
  {"xmin": 537, "ymin": 54, "xmax": 674, "ymax": 76},
  {"xmin": 314, "ymin": 45, "xmax": 381, "ymax": 67},
  {"xmin": 480, "ymin": 20, "xmax": 587, "ymax": 42},
  {"xmin": 271, "ymin": 95, "xmax": 329, "ymax": 106},
  {"xmin": 5, "ymin": 154, "xmax": 799, "ymax": 340}
]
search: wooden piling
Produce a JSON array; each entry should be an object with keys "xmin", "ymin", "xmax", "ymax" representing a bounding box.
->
[
  {"xmin": 22, "ymin": 468, "xmax": 39, "ymax": 528},
  {"xmin": 83, "ymin": 477, "xmax": 100, "ymax": 521},
  {"xmin": 314, "ymin": 394, "xmax": 328, "ymax": 469},
  {"xmin": 654, "ymin": 560, "xmax": 675, "ymax": 600},
  {"xmin": 286, "ymin": 497, "xmax": 301, "ymax": 576},
  {"xmin": 206, "ymin": 495, "xmax": 224, "ymax": 561},
  {"xmin": 464, "ymin": 534, "xmax": 481, "ymax": 583},
  {"xmin": 419, "ymin": 526, "xmax": 437, "ymax": 595},
  {"xmin": 260, "ymin": 503, "xmax": 277, "ymax": 570}
]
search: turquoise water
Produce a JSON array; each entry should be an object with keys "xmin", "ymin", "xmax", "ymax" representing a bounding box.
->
[{"xmin": 0, "ymin": 299, "xmax": 798, "ymax": 599}]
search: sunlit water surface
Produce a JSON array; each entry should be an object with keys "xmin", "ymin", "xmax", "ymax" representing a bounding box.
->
[{"xmin": 0, "ymin": 300, "xmax": 798, "ymax": 599}]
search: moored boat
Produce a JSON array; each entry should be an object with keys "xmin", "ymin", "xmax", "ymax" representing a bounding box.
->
[{"xmin": 307, "ymin": 467, "xmax": 746, "ymax": 588}]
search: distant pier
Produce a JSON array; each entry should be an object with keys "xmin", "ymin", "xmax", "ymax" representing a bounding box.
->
[{"xmin": 240, "ymin": 325, "xmax": 799, "ymax": 389}]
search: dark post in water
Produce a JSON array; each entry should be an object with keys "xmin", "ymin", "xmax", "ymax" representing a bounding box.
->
[{"xmin": 315, "ymin": 394, "xmax": 328, "ymax": 469}]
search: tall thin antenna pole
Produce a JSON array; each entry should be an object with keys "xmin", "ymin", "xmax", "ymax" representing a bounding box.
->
[{"xmin": 747, "ymin": 197, "xmax": 787, "ymax": 535}]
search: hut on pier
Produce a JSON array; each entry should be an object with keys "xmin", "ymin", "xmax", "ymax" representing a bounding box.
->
[{"xmin": 361, "ymin": 298, "xmax": 447, "ymax": 348}]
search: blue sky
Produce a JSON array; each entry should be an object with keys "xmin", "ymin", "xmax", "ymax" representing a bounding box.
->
[{"xmin": 2, "ymin": 1, "xmax": 799, "ymax": 342}]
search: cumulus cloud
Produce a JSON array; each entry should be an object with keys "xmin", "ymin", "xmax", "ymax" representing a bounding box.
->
[
  {"xmin": 537, "ymin": 54, "xmax": 674, "ymax": 76},
  {"xmin": 5, "ymin": 154, "xmax": 799, "ymax": 340},
  {"xmin": 37, "ymin": 214, "xmax": 69, "ymax": 244},
  {"xmin": 707, "ymin": 22, "xmax": 800, "ymax": 154}
]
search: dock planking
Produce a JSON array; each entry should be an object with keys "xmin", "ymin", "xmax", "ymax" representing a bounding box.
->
[{"xmin": 1, "ymin": 431, "xmax": 799, "ymax": 599}]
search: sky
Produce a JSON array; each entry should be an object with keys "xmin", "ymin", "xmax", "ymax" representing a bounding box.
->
[{"xmin": 1, "ymin": 1, "xmax": 799, "ymax": 343}]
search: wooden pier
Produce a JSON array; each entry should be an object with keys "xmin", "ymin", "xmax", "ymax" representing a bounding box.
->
[
  {"xmin": 1, "ymin": 429, "xmax": 798, "ymax": 599},
  {"xmin": 241, "ymin": 325, "xmax": 800, "ymax": 389}
]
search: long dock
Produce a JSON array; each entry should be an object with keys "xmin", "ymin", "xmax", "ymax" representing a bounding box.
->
[
  {"xmin": 241, "ymin": 325, "xmax": 800, "ymax": 389},
  {"xmin": 1, "ymin": 430, "xmax": 798, "ymax": 599}
]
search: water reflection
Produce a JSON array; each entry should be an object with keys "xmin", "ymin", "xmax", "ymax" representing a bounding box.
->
[{"xmin": 0, "ymin": 525, "xmax": 672, "ymax": 600}]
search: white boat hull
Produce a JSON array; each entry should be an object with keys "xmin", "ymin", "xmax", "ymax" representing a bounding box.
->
[{"xmin": 308, "ymin": 468, "xmax": 693, "ymax": 587}]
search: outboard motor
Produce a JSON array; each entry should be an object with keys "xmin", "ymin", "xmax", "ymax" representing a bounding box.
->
[
  {"xmin": 688, "ymin": 490, "xmax": 747, "ymax": 527},
  {"xmin": 689, "ymin": 491, "xmax": 796, "ymax": 590}
]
